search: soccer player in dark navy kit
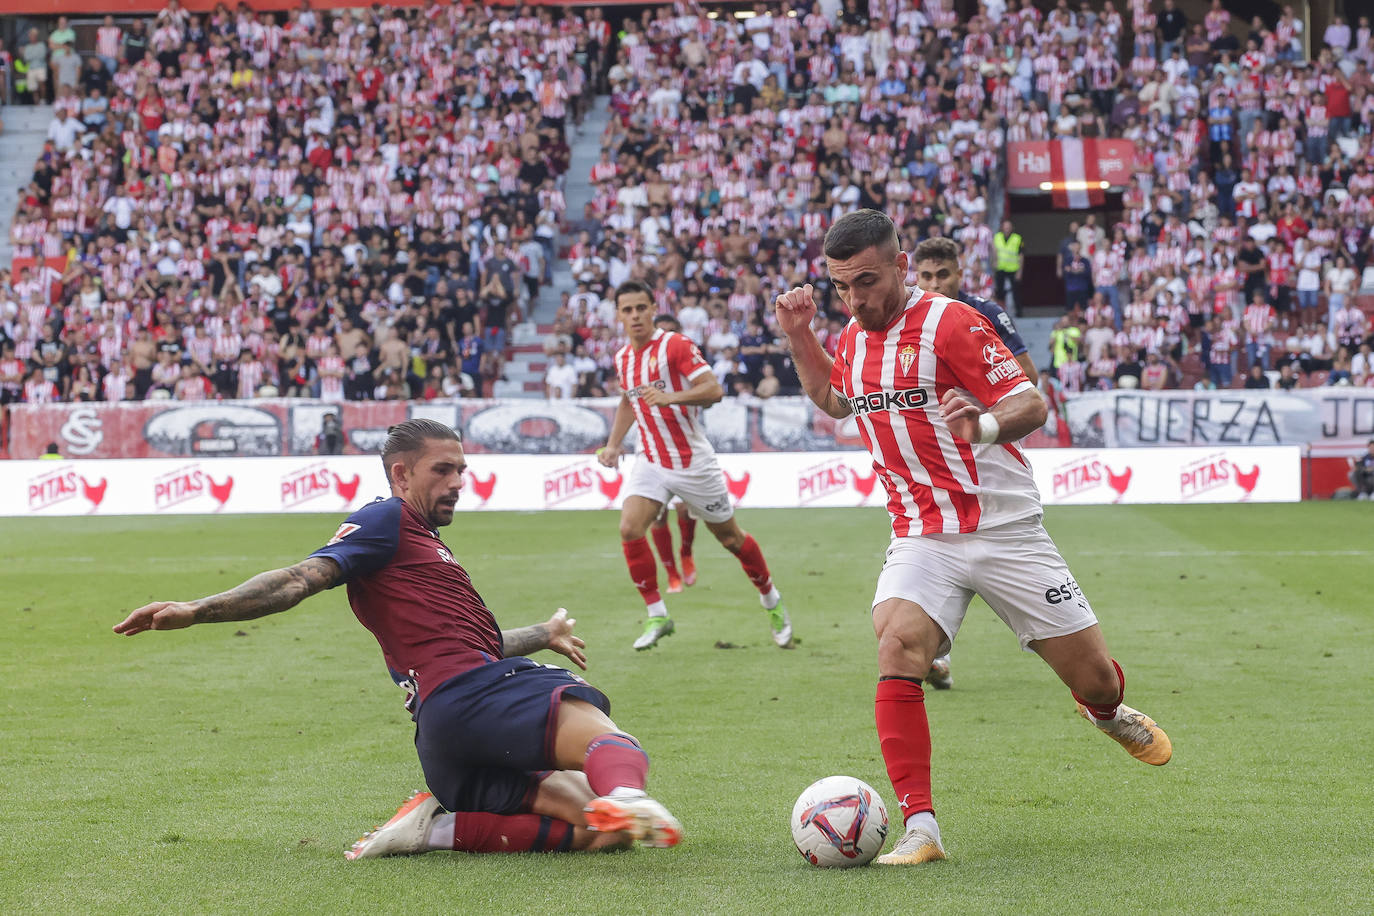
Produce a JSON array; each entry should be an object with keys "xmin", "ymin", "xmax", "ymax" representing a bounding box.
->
[
  {"xmin": 911, "ymin": 237, "xmax": 1041, "ymax": 691},
  {"xmin": 114, "ymin": 419, "xmax": 682, "ymax": 858}
]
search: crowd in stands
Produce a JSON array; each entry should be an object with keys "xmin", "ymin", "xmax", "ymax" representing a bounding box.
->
[
  {"xmin": 546, "ymin": 0, "xmax": 1374, "ymax": 399},
  {"xmin": 2, "ymin": 1, "xmax": 1374, "ymax": 406},
  {"xmin": 1, "ymin": 0, "xmax": 604, "ymax": 404}
]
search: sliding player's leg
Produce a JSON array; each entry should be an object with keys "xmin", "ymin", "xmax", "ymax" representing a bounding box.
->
[
  {"xmin": 551, "ymin": 697, "xmax": 682, "ymax": 848},
  {"xmin": 346, "ymin": 770, "xmax": 633, "ymax": 859}
]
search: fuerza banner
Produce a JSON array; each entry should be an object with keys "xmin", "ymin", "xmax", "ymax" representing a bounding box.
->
[{"xmin": 3, "ymin": 391, "xmax": 1364, "ymax": 460}]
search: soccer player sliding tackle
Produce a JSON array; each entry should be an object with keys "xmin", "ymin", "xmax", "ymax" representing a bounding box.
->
[
  {"xmin": 775, "ymin": 210, "xmax": 1171, "ymax": 866},
  {"xmin": 113, "ymin": 419, "xmax": 681, "ymax": 858},
  {"xmin": 600, "ymin": 280, "xmax": 791, "ymax": 650}
]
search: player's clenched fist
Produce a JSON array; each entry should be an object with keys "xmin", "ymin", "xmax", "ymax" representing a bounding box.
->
[{"xmin": 774, "ymin": 284, "xmax": 818, "ymax": 335}]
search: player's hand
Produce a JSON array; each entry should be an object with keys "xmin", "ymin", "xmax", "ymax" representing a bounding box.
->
[
  {"xmin": 544, "ymin": 608, "xmax": 587, "ymax": 670},
  {"xmin": 938, "ymin": 388, "xmax": 984, "ymax": 443},
  {"xmin": 638, "ymin": 385, "xmax": 673, "ymax": 407},
  {"xmin": 774, "ymin": 284, "xmax": 818, "ymax": 336},
  {"xmin": 112, "ymin": 601, "xmax": 197, "ymax": 636},
  {"xmin": 596, "ymin": 446, "xmax": 621, "ymax": 468}
]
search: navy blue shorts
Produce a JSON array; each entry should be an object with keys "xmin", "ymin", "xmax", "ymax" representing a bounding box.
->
[{"xmin": 414, "ymin": 656, "xmax": 611, "ymax": 814}]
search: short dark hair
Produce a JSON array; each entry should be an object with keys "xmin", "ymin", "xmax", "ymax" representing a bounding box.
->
[
  {"xmin": 614, "ymin": 279, "xmax": 654, "ymax": 305},
  {"xmin": 912, "ymin": 237, "xmax": 960, "ymax": 265},
  {"xmin": 654, "ymin": 314, "xmax": 682, "ymax": 331},
  {"xmin": 823, "ymin": 209, "xmax": 899, "ymax": 260},
  {"xmin": 380, "ymin": 419, "xmax": 459, "ymax": 483}
]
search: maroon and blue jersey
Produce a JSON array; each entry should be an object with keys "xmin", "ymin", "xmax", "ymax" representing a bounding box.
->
[{"xmin": 310, "ymin": 497, "xmax": 503, "ymax": 708}]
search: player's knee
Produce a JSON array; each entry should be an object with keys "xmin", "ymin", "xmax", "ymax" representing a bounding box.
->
[
  {"xmin": 1073, "ymin": 659, "xmax": 1122, "ymax": 705},
  {"xmin": 619, "ymin": 519, "xmax": 647, "ymax": 541},
  {"xmin": 715, "ymin": 528, "xmax": 745, "ymax": 553},
  {"xmin": 876, "ymin": 627, "xmax": 934, "ymax": 678}
]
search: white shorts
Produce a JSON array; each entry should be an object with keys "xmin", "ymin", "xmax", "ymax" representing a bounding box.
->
[
  {"xmin": 873, "ymin": 516, "xmax": 1098, "ymax": 657},
  {"xmin": 627, "ymin": 456, "xmax": 733, "ymax": 524}
]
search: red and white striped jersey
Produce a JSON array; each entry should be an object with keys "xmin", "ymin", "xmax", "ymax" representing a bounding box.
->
[
  {"xmin": 828, "ymin": 288, "xmax": 1038, "ymax": 537},
  {"xmin": 614, "ymin": 329, "xmax": 713, "ymax": 471}
]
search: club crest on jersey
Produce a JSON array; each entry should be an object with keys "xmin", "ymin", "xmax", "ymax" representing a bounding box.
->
[
  {"xmin": 898, "ymin": 344, "xmax": 916, "ymax": 375},
  {"xmin": 847, "ymin": 387, "xmax": 929, "ymax": 415},
  {"xmin": 648, "ymin": 354, "xmax": 659, "ymax": 375},
  {"xmin": 327, "ymin": 522, "xmax": 360, "ymax": 545}
]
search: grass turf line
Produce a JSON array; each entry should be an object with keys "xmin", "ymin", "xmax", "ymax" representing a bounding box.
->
[{"xmin": 1, "ymin": 505, "xmax": 1370, "ymax": 914}]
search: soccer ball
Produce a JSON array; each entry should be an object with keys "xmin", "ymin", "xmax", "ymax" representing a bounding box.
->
[{"xmin": 790, "ymin": 776, "xmax": 889, "ymax": 868}]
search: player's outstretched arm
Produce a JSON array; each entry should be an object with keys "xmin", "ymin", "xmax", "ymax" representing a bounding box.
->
[
  {"xmin": 502, "ymin": 608, "xmax": 587, "ymax": 670},
  {"xmin": 774, "ymin": 284, "xmax": 852, "ymax": 419},
  {"xmin": 112, "ymin": 556, "xmax": 344, "ymax": 635}
]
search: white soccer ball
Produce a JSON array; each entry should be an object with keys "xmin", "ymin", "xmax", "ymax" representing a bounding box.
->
[{"xmin": 790, "ymin": 776, "xmax": 889, "ymax": 868}]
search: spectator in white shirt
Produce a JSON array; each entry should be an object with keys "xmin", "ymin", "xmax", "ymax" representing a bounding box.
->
[
  {"xmin": 46, "ymin": 109, "xmax": 84, "ymax": 151},
  {"xmin": 1325, "ymin": 16, "xmax": 1351, "ymax": 52},
  {"xmin": 545, "ymin": 351, "xmax": 578, "ymax": 399},
  {"xmin": 731, "ymin": 45, "xmax": 769, "ymax": 92},
  {"xmin": 677, "ymin": 298, "xmax": 709, "ymax": 345}
]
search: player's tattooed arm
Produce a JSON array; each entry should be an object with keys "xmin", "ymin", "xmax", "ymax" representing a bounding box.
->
[
  {"xmin": 192, "ymin": 557, "xmax": 343, "ymax": 623},
  {"xmin": 502, "ymin": 609, "xmax": 587, "ymax": 669},
  {"xmin": 501, "ymin": 623, "xmax": 550, "ymax": 657},
  {"xmin": 113, "ymin": 557, "xmax": 343, "ymax": 635}
]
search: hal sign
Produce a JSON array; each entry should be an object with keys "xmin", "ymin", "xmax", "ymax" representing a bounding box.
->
[{"xmin": 1006, "ymin": 139, "xmax": 1135, "ymax": 208}]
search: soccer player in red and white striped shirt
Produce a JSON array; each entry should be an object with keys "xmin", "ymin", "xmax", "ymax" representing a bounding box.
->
[
  {"xmin": 776, "ymin": 211, "xmax": 1172, "ymax": 867},
  {"xmin": 598, "ymin": 281, "xmax": 792, "ymax": 652}
]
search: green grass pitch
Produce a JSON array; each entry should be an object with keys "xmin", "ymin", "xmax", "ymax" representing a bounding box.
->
[{"xmin": 2, "ymin": 504, "xmax": 1371, "ymax": 914}]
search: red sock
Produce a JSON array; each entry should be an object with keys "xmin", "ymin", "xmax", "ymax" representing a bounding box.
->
[
  {"xmin": 725, "ymin": 533, "xmax": 772, "ymax": 594},
  {"xmin": 584, "ymin": 733, "xmax": 649, "ymax": 796},
  {"xmin": 650, "ymin": 525, "xmax": 679, "ymax": 577},
  {"xmin": 1073, "ymin": 658, "xmax": 1125, "ymax": 721},
  {"xmin": 452, "ymin": 812, "xmax": 574, "ymax": 852},
  {"xmin": 677, "ymin": 514, "xmax": 696, "ymax": 557},
  {"xmin": 622, "ymin": 538, "xmax": 661, "ymax": 605},
  {"xmin": 875, "ymin": 677, "xmax": 933, "ymax": 822}
]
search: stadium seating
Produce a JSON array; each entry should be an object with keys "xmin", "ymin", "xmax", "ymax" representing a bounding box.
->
[{"xmin": 1, "ymin": 0, "xmax": 1372, "ymax": 404}]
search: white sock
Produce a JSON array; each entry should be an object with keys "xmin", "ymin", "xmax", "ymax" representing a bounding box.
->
[
  {"xmin": 646, "ymin": 600, "xmax": 668, "ymax": 619},
  {"xmin": 608, "ymin": 785, "xmax": 647, "ymax": 799},
  {"xmin": 904, "ymin": 810, "xmax": 941, "ymax": 843},
  {"xmin": 760, "ymin": 586, "xmax": 781, "ymax": 611},
  {"xmin": 427, "ymin": 812, "xmax": 455, "ymax": 850},
  {"xmin": 1090, "ymin": 706, "xmax": 1123, "ymax": 728}
]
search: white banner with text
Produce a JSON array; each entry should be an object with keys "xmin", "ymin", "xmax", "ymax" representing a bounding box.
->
[{"xmin": 0, "ymin": 446, "xmax": 1301, "ymax": 517}]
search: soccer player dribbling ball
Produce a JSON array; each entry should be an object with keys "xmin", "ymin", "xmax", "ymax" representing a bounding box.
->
[
  {"xmin": 774, "ymin": 210, "xmax": 1172, "ymax": 866},
  {"xmin": 599, "ymin": 280, "xmax": 793, "ymax": 651},
  {"xmin": 113, "ymin": 419, "xmax": 682, "ymax": 858}
]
